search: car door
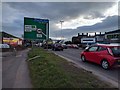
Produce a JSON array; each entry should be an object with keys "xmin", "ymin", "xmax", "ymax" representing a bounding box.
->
[
  {"xmin": 85, "ymin": 46, "xmax": 99, "ymax": 62},
  {"xmin": 94, "ymin": 46, "xmax": 107, "ymax": 64}
]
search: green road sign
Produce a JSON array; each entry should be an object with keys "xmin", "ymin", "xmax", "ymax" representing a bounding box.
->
[{"xmin": 24, "ymin": 17, "xmax": 49, "ymax": 40}]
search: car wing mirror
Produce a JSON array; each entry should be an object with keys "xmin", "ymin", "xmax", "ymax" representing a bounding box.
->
[
  {"xmin": 84, "ymin": 47, "xmax": 89, "ymax": 52},
  {"xmin": 84, "ymin": 49, "xmax": 89, "ymax": 52}
]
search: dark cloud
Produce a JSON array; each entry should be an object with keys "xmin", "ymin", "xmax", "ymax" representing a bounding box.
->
[
  {"xmin": 2, "ymin": 19, "xmax": 24, "ymax": 37},
  {"xmin": 2, "ymin": 2, "xmax": 118, "ymax": 39},
  {"xmin": 3, "ymin": 2, "xmax": 115, "ymax": 21},
  {"xmin": 77, "ymin": 15, "xmax": 118, "ymax": 32},
  {"xmin": 54, "ymin": 15, "xmax": 118, "ymax": 39}
]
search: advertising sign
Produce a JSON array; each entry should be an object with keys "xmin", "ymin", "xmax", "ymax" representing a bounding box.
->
[
  {"xmin": 24, "ymin": 17, "xmax": 49, "ymax": 40},
  {"xmin": 3, "ymin": 38, "xmax": 22, "ymax": 46},
  {"xmin": 106, "ymin": 33, "xmax": 120, "ymax": 39},
  {"xmin": 81, "ymin": 38, "xmax": 96, "ymax": 43}
]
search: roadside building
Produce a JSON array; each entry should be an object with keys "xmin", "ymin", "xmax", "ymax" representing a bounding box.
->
[
  {"xmin": 72, "ymin": 29, "xmax": 120, "ymax": 45},
  {"xmin": 0, "ymin": 31, "xmax": 23, "ymax": 46},
  {"xmin": 105, "ymin": 30, "xmax": 120, "ymax": 43},
  {"xmin": 95, "ymin": 32, "xmax": 105, "ymax": 43},
  {"xmin": 72, "ymin": 32, "xmax": 105, "ymax": 44},
  {"xmin": 72, "ymin": 33, "xmax": 88, "ymax": 44}
]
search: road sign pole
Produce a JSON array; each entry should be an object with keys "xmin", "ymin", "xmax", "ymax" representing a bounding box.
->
[
  {"xmin": 31, "ymin": 40, "xmax": 33, "ymax": 48},
  {"xmin": 46, "ymin": 22, "xmax": 49, "ymax": 50}
]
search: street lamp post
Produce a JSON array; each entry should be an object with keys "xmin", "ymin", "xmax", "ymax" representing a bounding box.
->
[{"xmin": 60, "ymin": 20, "xmax": 64, "ymax": 40}]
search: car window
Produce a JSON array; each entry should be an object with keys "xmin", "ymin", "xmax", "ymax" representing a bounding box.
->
[
  {"xmin": 110, "ymin": 47, "xmax": 120, "ymax": 57},
  {"xmin": 97, "ymin": 46, "xmax": 106, "ymax": 51},
  {"xmin": 88, "ymin": 46, "xmax": 98, "ymax": 52}
]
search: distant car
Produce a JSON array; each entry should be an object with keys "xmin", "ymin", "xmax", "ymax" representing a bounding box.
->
[
  {"xmin": 52, "ymin": 43, "xmax": 64, "ymax": 51},
  {"xmin": 24, "ymin": 43, "xmax": 31, "ymax": 47},
  {"xmin": 42, "ymin": 40, "xmax": 53, "ymax": 49},
  {"xmin": 66, "ymin": 44, "xmax": 72, "ymax": 48},
  {"xmin": 35, "ymin": 43, "xmax": 42, "ymax": 47},
  {"xmin": 43, "ymin": 44, "xmax": 53, "ymax": 49},
  {"xmin": 71, "ymin": 44, "xmax": 79, "ymax": 49},
  {"xmin": 0, "ymin": 44, "xmax": 10, "ymax": 48},
  {"xmin": 80, "ymin": 44, "xmax": 120, "ymax": 69},
  {"xmin": 62, "ymin": 44, "xmax": 67, "ymax": 49},
  {"xmin": 66, "ymin": 44, "xmax": 79, "ymax": 49}
]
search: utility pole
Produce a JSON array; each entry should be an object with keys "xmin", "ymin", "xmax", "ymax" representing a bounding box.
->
[{"xmin": 60, "ymin": 20, "xmax": 64, "ymax": 40}]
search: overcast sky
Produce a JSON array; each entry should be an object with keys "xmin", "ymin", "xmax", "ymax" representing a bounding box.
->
[{"xmin": 2, "ymin": 1, "xmax": 120, "ymax": 40}]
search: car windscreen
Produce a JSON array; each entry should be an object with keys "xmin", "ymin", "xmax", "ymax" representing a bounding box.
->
[{"xmin": 110, "ymin": 47, "xmax": 120, "ymax": 57}]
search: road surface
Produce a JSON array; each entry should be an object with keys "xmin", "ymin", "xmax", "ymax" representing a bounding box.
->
[
  {"xmin": 2, "ymin": 49, "xmax": 32, "ymax": 88},
  {"xmin": 51, "ymin": 48, "xmax": 120, "ymax": 88}
]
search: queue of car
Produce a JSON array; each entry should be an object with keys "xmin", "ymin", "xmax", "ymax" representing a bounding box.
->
[
  {"xmin": 67, "ymin": 44, "xmax": 79, "ymax": 49},
  {"xmin": 42, "ymin": 40, "xmax": 81, "ymax": 51},
  {"xmin": 41, "ymin": 40, "xmax": 120, "ymax": 70}
]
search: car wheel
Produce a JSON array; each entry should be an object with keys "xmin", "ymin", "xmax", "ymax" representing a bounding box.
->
[
  {"xmin": 81, "ymin": 55, "xmax": 86, "ymax": 62},
  {"xmin": 101, "ymin": 60, "xmax": 110, "ymax": 70}
]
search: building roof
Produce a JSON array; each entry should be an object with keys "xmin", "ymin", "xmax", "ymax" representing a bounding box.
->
[
  {"xmin": 0, "ymin": 31, "xmax": 21, "ymax": 39},
  {"xmin": 96, "ymin": 43, "xmax": 120, "ymax": 47},
  {"xmin": 105, "ymin": 29, "xmax": 120, "ymax": 34}
]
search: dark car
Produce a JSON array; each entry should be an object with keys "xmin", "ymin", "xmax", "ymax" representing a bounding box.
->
[
  {"xmin": 52, "ymin": 43, "xmax": 64, "ymax": 51},
  {"xmin": 62, "ymin": 44, "xmax": 67, "ymax": 49},
  {"xmin": 42, "ymin": 40, "xmax": 53, "ymax": 49},
  {"xmin": 43, "ymin": 44, "xmax": 53, "ymax": 49}
]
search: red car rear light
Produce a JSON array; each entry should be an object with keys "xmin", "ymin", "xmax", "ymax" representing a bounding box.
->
[{"xmin": 107, "ymin": 48, "xmax": 113, "ymax": 56}]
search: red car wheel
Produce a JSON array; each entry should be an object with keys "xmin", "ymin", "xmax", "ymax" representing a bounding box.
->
[
  {"xmin": 101, "ymin": 60, "xmax": 110, "ymax": 70},
  {"xmin": 81, "ymin": 55, "xmax": 86, "ymax": 62}
]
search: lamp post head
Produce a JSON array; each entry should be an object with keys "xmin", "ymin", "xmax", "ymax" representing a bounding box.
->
[{"xmin": 60, "ymin": 20, "xmax": 64, "ymax": 23}]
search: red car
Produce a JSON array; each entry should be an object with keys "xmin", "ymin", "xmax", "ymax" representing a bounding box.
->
[{"xmin": 81, "ymin": 44, "xmax": 120, "ymax": 69}]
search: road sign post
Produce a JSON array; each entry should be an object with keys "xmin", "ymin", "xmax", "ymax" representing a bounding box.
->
[{"xmin": 24, "ymin": 17, "xmax": 49, "ymax": 43}]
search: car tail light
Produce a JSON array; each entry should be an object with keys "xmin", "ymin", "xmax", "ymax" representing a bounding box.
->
[{"xmin": 107, "ymin": 48, "xmax": 113, "ymax": 56}]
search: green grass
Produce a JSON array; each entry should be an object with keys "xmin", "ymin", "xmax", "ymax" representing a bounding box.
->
[{"xmin": 28, "ymin": 47, "xmax": 112, "ymax": 88}]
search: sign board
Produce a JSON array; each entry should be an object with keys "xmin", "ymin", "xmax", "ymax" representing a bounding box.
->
[
  {"xmin": 106, "ymin": 33, "xmax": 120, "ymax": 39},
  {"xmin": 3, "ymin": 38, "xmax": 22, "ymax": 46},
  {"xmin": 24, "ymin": 17, "xmax": 49, "ymax": 40},
  {"xmin": 81, "ymin": 38, "xmax": 96, "ymax": 43}
]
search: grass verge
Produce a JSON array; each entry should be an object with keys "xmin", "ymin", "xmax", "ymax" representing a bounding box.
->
[{"xmin": 27, "ymin": 47, "xmax": 113, "ymax": 88}]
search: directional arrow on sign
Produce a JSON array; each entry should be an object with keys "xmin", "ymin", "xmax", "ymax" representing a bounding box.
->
[{"xmin": 37, "ymin": 28, "xmax": 47, "ymax": 37}]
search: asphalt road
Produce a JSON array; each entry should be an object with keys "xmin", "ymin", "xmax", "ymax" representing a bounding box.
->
[
  {"xmin": 2, "ymin": 49, "xmax": 32, "ymax": 88},
  {"xmin": 51, "ymin": 48, "xmax": 120, "ymax": 88}
]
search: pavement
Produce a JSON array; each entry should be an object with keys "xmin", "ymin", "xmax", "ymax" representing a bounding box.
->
[
  {"xmin": 2, "ymin": 48, "xmax": 32, "ymax": 88},
  {"xmin": 50, "ymin": 48, "xmax": 120, "ymax": 88},
  {"xmin": 0, "ymin": 51, "xmax": 13, "ymax": 57}
]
